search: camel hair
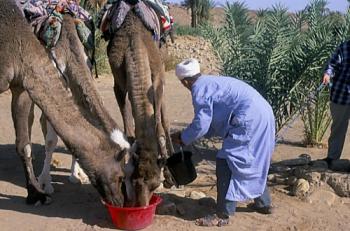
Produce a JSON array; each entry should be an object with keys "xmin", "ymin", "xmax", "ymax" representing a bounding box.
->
[
  {"xmin": 107, "ymin": 9, "xmax": 175, "ymax": 207},
  {"xmin": 37, "ymin": 15, "xmax": 121, "ymax": 195},
  {"xmin": 0, "ymin": 0, "xmax": 130, "ymax": 206}
]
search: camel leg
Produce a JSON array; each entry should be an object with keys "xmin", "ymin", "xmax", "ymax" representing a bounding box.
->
[
  {"xmin": 11, "ymin": 89, "xmax": 51, "ymax": 205},
  {"xmin": 148, "ymin": 41, "xmax": 168, "ymax": 158},
  {"xmin": 159, "ymin": 99, "xmax": 177, "ymax": 188},
  {"xmin": 38, "ymin": 114, "xmax": 89, "ymax": 187},
  {"xmin": 38, "ymin": 116, "xmax": 57, "ymax": 194},
  {"xmin": 161, "ymin": 101, "xmax": 175, "ymax": 154},
  {"xmin": 160, "ymin": 101, "xmax": 177, "ymax": 188},
  {"xmin": 69, "ymin": 156, "xmax": 89, "ymax": 184},
  {"xmin": 112, "ymin": 66, "xmax": 135, "ymax": 142},
  {"xmin": 152, "ymin": 75, "xmax": 167, "ymax": 159}
]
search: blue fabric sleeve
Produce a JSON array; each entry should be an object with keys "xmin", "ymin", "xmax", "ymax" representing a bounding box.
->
[
  {"xmin": 325, "ymin": 45, "xmax": 342, "ymax": 78},
  {"xmin": 181, "ymin": 96, "xmax": 213, "ymax": 145}
]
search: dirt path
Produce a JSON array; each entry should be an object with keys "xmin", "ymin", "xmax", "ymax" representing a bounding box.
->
[{"xmin": 1, "ymin": 72, "xmax": 350, "ymax": 231}]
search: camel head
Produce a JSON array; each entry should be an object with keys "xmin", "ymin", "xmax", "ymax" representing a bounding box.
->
[
  {"xmin": 92, "ymin": 149, "xmax": 128, "ymax": 206},
  {"xmin": 89, "ymin": 129, "xmax": 134, "ymax": 206},
  {"xmin": 127, "ymin": 142, "xmax": 162, "ymax": 207}
]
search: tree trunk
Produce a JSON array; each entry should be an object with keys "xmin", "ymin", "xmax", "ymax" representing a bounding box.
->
[{"xmin": 191, "ymin": 7, "xmax": 197, "ymax": 28}]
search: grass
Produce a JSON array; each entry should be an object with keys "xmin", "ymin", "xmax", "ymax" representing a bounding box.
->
[{"xmin": 174, "ymin": 24, "xmax": 203, "ymax": 36}]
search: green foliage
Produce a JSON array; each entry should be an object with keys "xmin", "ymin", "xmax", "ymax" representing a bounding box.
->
[
  {"xmin": 182, "ymin": 0, "xmax": 216, "ymax": 27},
  {"xmin": 301, "ymin": 88, "xmax": 332, "ymax": 145},
  {"xmin": 201, "ymin": 0, "xmax": 350, "ymax": 144},
  {"xmin": 94, "ymin": 31, "xmax": 112, "ymax": 75},
  {"xmin": 174, "ymin": 24, "xmax": 203, "ymax": 36},
  {"xmin": 79, "ymin": 1, "xmax": 111, "ymax": 75}
]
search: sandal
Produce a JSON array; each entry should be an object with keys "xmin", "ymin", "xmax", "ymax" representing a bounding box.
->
[
  {"xmin": 195, "ymin": 214, "xmax": 229, "ymax": 227},
  {"xmin": 247, "ymin": 203, "xmax": 274, "ymax": 214}
]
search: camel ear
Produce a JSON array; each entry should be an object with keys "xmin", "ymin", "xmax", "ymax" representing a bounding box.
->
[
  {"xmin": 110, "ymin": 129, "xmax": 130, "ymax": 149},
  {"xmin": 115, "ymin": 149, "xmax": 128, "ymax": 162}
]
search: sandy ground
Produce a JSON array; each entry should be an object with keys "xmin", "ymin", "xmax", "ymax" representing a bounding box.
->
[{"xmin": 1, "ymin": 71, "xmax": 350, "ymax": 231}]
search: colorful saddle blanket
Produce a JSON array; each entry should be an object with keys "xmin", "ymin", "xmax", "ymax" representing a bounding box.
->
[
  {"xmin": 20, "ymin": 0, "xmax": 93, "ymax": 50},
  {"xmin": 97, "ymin": 0, "xmax": 173, "ymax": 41}
]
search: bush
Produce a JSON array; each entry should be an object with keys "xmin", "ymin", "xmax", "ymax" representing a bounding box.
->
[
  {"xmin": 174, "ymin": 24, "xmax": 203, "ymax": 36},
  {"xmin": 94, "ymin": 31, "xmax": 111, "ymax": 75},
  {"xmin": 300, "ymin": 86, "xmax": 331, "ymax": 146},
  {"xmin": 200, "ymin": 0, "xmax": 350, "ymax": 144}
]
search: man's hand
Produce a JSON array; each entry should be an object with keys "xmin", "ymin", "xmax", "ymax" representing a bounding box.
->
[
  {"xmin": 171, "ymin": 131, "xmax": 183, "ymax": 145},
  {"xmin": 322, "ymin": 73, "xmax": 331, "ymax": 85}
]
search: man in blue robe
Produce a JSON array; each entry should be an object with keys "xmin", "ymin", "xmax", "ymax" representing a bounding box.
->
[{"xmin": 171, "ymin": 58, "xmax": 275, "ymax": 227}]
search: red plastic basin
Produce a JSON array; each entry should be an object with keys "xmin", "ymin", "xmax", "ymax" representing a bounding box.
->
[{"xmin": 104, "ymin": 195, "xmax": 162, "ymax": 230}]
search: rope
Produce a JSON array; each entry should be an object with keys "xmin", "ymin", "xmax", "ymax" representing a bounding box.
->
[{"xmin": 49, "ymin": 49, "xmax": 69, "ymax": 86}]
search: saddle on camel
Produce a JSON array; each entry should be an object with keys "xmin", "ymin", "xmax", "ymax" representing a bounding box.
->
[
  {"xmin": 97, "ymin": 0, "xmax": 174, "ymax": 45},
  {"xmin": 21, "ymin": 0, "xmax": 94, "ymax": 50}
]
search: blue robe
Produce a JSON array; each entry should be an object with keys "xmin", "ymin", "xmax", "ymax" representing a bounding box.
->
[{"xmin": 181, "ymin": 75, "xmax": 275, "ymax": 201}]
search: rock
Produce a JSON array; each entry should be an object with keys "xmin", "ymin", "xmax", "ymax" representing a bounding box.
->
[
  {"xmin": 303, "ymin": 172, "xmax": 322, "ymax": 186},
  {"xmin": 166, "ymin": 35, "xmax": 221, "ymax": 74},
  {"xmin": 292, "ymin": 179, "xmax": 310, "ymax": 197},
  {"xmin": 168, "ymin": 190, "xmax": 186, "ymax": 198},
  {"xmin": 156, "ymin": 200, "xmax": 177, "ymax": 215},
  {"xmin": 51, "ymin": 158, "xmax": 61, "ymax": 168},
  {"xmin": 198, "ymin": 197, "xmax": 216, "ymax": 207},
  {"xmin": 267, "ymin": 174, "xmax": 276, "ymax": 182},
  {"xmin": 308, "ymin": 190, "xmax": 336, "ymax": 206},
  {"xmin": 189, "ymin": 191, "xmax": 206, "ymax": 200},
  {"xmin": 327, "ymin": 173, "xmax": 350, "ymax": 197}
]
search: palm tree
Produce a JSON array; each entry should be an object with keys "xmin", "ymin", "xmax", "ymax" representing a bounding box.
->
[
  {"xmin": 201, "ymin": 0, "xmax": 350, "ymax": 145},
  {"xmin": 183, "ymin": 0, "xmax": 216, "ymax": 27},
  {"xmin": 80, "ymin": 0, "xmax": 106, "ymax": 10}
]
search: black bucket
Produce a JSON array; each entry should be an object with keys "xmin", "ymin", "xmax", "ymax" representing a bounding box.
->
[{"xmin": 166, "ymin": 148, "xmax": 197, "ymax": 186}]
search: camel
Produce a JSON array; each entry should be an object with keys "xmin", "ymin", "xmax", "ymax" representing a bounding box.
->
[
  {"xmin": 36, "ymin": 14, "xmax": 116, "ymax": 194},
  {"xmin": 107, "ymin": 8, "xmax": 175, "ymax": 206},
  {"xmin": 0, "ymin": 0, "xmax": 130, "ymax": 206}
]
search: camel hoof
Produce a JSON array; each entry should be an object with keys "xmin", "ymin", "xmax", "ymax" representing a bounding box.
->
[
  {"xmin": 43, "ymin": 184, "xmax": 55, "ymax": 195},
  {"xmin": 78, "ymin": 169, "xmax": 90, "ymax": 184},
  {"xmin": 26, "ymin": 185, "xmax": 52, "ymax": 205},
  {"xmin": 38, "ymin": 174, "xmax": 54, "ymax": 194},
  {"xmin": 69, "ymin": 175, "xmax": 81, "ymax": 184},
  {"xmin": 80, "ymin": 176, "xmax": 90, "ymax": 184},
  {"xmin": 69, "ymin": 173, "xmax": 89, "ymax": 184},
  {"xmin": 34, "ymin": 195, "xmax": 53, "ymax": 206}
]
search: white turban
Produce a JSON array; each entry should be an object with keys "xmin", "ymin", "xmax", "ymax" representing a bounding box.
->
[{"xmin": 175, "ymin": 58, "xmax": 200, "ymax": 80}]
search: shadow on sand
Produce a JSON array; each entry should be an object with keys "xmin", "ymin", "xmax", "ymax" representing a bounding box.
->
[
  {"xmin": 0, "ymin": 138, "xmax": 254, "ymax": 227},
  {"xmin": 0, "ymin": 143, "xmax": 115, "ymax": 228}
]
